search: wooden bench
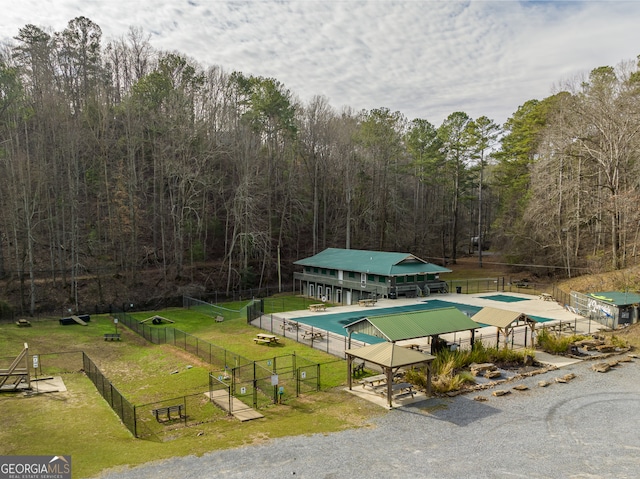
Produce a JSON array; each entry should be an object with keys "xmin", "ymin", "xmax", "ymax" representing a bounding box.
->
[
  {"xmin": 104, "ymin": 333, "xmax": 121, "ymax": 341},
  {"xmin": 352, "ymin": 362, "xmax": 365, "ymax": 377},
  {"xmin": 152, "ymin": 404, "xmax": 185, "ymax": 422},
  {"xmin": 253, "ymin": 338, "xmax": 271, "ymax": 344}
]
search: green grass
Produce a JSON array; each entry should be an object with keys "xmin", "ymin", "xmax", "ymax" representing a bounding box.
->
[{"xmin": 0, "ymin": 305, "xmax": 383, "ymax": 478}]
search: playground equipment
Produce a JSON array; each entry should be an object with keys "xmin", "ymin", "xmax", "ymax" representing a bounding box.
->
[
  {"xmin": 139, "ymin": 315, "xmax": 175, "ymax": 325},
  {"xmin": 0, "ymin": 342, "xmax": 30, "ymax": 391},
  {"xmin": 59, "ymin": 314, "xmax": 90, "ymax": 326}
]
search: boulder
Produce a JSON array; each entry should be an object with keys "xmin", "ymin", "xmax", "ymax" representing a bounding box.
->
[
  {"xmin": 592, "ymin": 362, "xmax": 611, "ymax": 373},
  {"xmin": 470, "ymin": 363, "xmax": 497, "ymax": 376},
  {"xmin": 492, "ymin": 390, "xmax": 511, "ymax": 397}
]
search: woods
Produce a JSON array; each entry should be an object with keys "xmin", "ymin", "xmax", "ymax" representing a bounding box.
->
[{"xmin": 1, "ymin": 17, "xmax": 640, "ymax": 315}]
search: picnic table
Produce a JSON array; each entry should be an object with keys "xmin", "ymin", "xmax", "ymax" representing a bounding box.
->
[
  {"xmin": 539, "ymin": 293, "xmax": 554, "ymax": 301},
  {"xmin": 358, "ymin": 299, "xmax": 376, "ymax": 307},
  {"xmin": 302, "ymin": 331, "xmax": 324, "ymax": 341},
  {"xmin": 391, "ymin": 382, "xmax": 415, "ymax": 398},
  {"xmin": 281, "ymin": 321, "xmax": 299, "ymax": 332},
  {"xmin": 308, "ymin": 304, "xmax": 326, "ymax": 312},
  {"xmin": 15, "ymin": 319, "xmax": 31, "ymax": 327},
  {"xmin": 402, "ymin": 343, "xmax": 421, "ymax": 351},
  {"xmin": 360, "ymin": 373, "xmax": 388, "ymax": 388},
  {"xmin": 546, "ymin": 323, "xmax": 575, "ymax": 334},
  {"xmin": 254, "ymin": 333, "xmax": 280, "ymax": 345}
]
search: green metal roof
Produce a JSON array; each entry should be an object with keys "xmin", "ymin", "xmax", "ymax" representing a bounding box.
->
[
  {"xmin": 345, "ymin": 307, "xmax": 479, "ymax": 342},
  {"xmin": 589, "ymin": 292, "xmax": 640, "ymax": 306},
  {"xmin": 294, "ymin": 248, "xmax": 451, "ymax": 276}
]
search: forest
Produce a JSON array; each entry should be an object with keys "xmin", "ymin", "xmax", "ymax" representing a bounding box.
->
[{"xmin": 1, "ymin": 17, "xmax": 640, "ymax": 316}]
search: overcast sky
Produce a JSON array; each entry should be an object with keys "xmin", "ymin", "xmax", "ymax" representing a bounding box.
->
[{"xmin": 2, "ymin": 1, "xmax": 640, "ymax": 126}]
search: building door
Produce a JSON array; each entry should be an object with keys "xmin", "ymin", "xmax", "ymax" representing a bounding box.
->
[
  {"xmin": 324, "ymin": 288, "xmax": 331, "ymax": 302},
  {"xmin": 317, "ymin": 286, "xmax": 323, "ymax": 300},
  {"xmin": 336, "ymin": 289, "xmax": 342, "ymax": 304},
  {"xmin": 346, "ymin": 290, "xmax": 352, "ymax": 306},
  {"xmin": 361, "ymin": 273, "xmax": 366, "ymax": 288},
  {"xmin": 309, "ymin": 284, "xmax": 314, "ymax": 298},
  {"xmin": 338, "ymin": 270, "xmax": 344, "ymax": 281}
]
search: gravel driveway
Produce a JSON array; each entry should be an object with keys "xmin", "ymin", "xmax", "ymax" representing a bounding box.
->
[{"xmin": 96, "ymin": 357, "xmax": 640, "ymax": 479}]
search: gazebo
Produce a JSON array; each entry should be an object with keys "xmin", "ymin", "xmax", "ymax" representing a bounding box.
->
[
  {"xmin": 345, "ymin": 342, "xmax": 435, "ymax": 408},
  {"xmin": 344, "ymin": 306, "xmax": 481, "ymax": 353},
  {"xmin": 471, "ymin": 307, "xmax": 537, "ymax": 349}
]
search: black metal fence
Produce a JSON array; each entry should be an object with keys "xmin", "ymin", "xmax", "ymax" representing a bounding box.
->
[
  {"xmin": 110, "ymin": 305, "xmax": 327, "ymax": 436},
  {"xmin": 82, "ymin": 352, "xmax": 137, "ymax": 437}
]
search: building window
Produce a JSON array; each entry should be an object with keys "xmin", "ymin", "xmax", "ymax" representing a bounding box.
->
[
  {"xmin": 396, "ymin": 276, "xmax": 405, "ymax": 284},
  {"xmin": 367, "ymin": 274, "xmax": 375, "ymax": 281},
  {"xmin": 348, "ymin": 272, "xmax": 356, "ymax": 278},
  {"xmin": 407, "ymin": 275, "xmax": 415, "ymax": 283},
  {"xmin": 321, "ymin": 268, "xmax": 327, "ymax": 274},
  {"xmin": 305, "ymin": 266, "xmax": 311, "ymax": 272},
  {"xmin": 330, "ymin": 270, "xmax": 336, "ymax": 276},
  {"xmin": 417, "ymin": 275, "xmax": 425, "ymax": 281},
  {"xmin": 313, "ymin": 267, "xmax": 319, "ymax": 273},
  {"xmin": 378, "ymin": 276, "xmax": 386, "ymax": 283}
]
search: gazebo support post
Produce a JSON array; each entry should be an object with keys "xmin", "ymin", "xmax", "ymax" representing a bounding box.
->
[
  {"xmin": 386, "ymin": 367, "xmax": 393, "ymax": 408},
  {"xmin": 347, "ymin": 355, "xmax": 353, "ymax": 390}
]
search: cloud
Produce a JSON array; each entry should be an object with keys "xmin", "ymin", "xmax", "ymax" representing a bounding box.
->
[{"xmin": 2, "ymin": 1, "xmax": 639, "ymax": 126}]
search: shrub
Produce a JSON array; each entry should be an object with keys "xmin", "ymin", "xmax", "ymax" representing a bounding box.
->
[{"xmin": 536, "ymin": 328, "xmax": 590, "ymax": 354}]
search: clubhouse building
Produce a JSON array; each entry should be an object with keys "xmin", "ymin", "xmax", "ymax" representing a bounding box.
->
[{"xmin": 293, "ymin": 248, "xmax": 451, "ymax": 305}]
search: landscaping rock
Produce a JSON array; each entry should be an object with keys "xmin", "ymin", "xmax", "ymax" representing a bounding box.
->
[
  {"xmin": 473, "ymin": 396, "xmax": 487, "ymax": 401},
  {"xmin": 484, "ymin": 370, "xmax": 502, "ymax": 379},
  {"xmin": 512, "ymin": 384, "xmax": 529, "ymax": 391},
  {"xmin": 492, "ymin": 390, "xmax": 510, "ymax": 397},
  {"xmin": 592, "ymin": 362, "xmax": 611, "ymax": 373},
  {"xmin": 470, "ymin": 363, "xmax": 497, "ymax": 376},
  {"xmin": 538, "ymin": 380, "xmax": 550, "ymax": 387}
]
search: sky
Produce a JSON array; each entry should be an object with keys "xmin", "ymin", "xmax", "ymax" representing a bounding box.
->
[{"xmin": 2, "ymin": 0, "xmax": 640, "ymax": 126}]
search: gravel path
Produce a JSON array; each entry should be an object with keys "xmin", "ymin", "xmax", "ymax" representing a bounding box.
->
[{"xmin": 96, "ymin": 357, "xmax": 640, "ymax": 479}]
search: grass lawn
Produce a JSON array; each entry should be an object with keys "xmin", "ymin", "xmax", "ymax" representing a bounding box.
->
[{"xmin": 0, "ymin": 305, "xmax": 384, "ymax": 478}]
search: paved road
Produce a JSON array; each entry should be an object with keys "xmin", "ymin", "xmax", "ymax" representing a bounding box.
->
[{"xmin": 95, "ymin": 356, "xmax": 640, "ymax": 479}]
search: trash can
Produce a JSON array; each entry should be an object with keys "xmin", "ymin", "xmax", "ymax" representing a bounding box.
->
[{"xmin": 456, "ymin": 286, "xmax": 462, "ymax": 294}]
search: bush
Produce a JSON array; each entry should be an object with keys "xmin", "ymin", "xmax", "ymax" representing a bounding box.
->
[{"xmin": 536, "ymin": 329, "xmax": 589, "ymax": 355}]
